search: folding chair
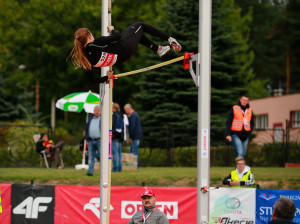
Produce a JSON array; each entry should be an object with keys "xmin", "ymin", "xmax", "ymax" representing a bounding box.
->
[{"xmin": 33, "ymin": 134, "xmax": 49, "ymax": 168}]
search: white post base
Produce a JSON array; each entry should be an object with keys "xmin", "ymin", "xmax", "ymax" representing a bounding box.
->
[{"xmin": 75, "ymin": 164, "xmax": 89, "ymax": 170}]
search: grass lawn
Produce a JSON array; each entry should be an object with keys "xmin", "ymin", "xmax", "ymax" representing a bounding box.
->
[{"xmin": 0, "ymin": 167, "xmax": 299, "ymax": 190}]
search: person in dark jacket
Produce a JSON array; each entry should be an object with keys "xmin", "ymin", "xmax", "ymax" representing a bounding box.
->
[
  {"xmin": 226, "ymin": 95, "xmax": 254, "ymax": 159},
  {"xmin": 124, "ymin": 103, "xmax": 142, "ymax": 167},
  {"xmin": 35, "ymin": 133, "xmax": 64, "ymax": 169},
  {"xmin": 268, "ymin": 197, "xmax": 296, "ymax": 224},
  {"xmin": 112, "ymin": 103, "xmax": 124, "ymax": 172},
  {"xmin": 85, "ymin": 105, "xmax": 101, "ymax": 176}
]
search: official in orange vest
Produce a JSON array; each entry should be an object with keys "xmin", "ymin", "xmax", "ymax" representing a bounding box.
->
[{"xmin": 226, "ymin": 95, "xmax": 254, "ymax": 159}]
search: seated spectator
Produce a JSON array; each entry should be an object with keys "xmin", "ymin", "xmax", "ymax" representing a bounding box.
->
[
  {"xmin": 268, "ymin": 197, "xmax": 296, "ymax": 224},
  {"xmin": 36, "ymin": 133, "xmax": 64, "ymax": 169},
  {"xmin": 79, "ymin": 138, "xmax": 88, "ymax": 165},
  {"xmin": 223, "ymin": 158, "xmax": 255, "ymax": 188}
]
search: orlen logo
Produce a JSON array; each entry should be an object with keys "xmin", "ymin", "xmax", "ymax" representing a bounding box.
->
[
  {"xmin": 84, "ymin": 197, "xmax": 114, "ymax": 219},
  {"xmin": 121, "ymin": 201, "xmax": 178, "ymax": 219},
  {"xmin": 259, "ymin": 193, "xmax": 277, "ymax": 201},
  {"xmin": 13, "ymin": 196, "xmax": 52, "ymax": 219},
  {"xmin": 202, "ymin": 129, "xmax": 208, "ymax": 151}
]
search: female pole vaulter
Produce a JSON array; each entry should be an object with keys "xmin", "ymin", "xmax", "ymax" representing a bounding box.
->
[{"xmin": 68, "ymin": 22, "xmax": 181, "ymax": 84}]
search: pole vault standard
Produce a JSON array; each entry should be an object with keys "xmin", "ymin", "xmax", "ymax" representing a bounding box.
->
[
  {"xmin": 197, "ymin": 0, "xmax": 211, "ymax": 223},
  {"xmin": 100, "ymin": 0, "xmax": 111, "ymax": 223},
  {"xmin": 99, "ymin": 0, "xmax": 211, "ymax": 223}
]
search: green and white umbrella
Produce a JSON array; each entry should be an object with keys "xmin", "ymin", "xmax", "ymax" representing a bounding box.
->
[
  {"xmin": 56, "ymin": 91, "xmax": 100, "ymax": 113},
  {"xmin": 56, "ymin": 91, "xmax": 100, "ymax": 170}
]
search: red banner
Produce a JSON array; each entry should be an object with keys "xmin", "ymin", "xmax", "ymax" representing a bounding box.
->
[
  {"xmin": 0, "ymin": 184, "xmax": 11, "ymax": 224},
  {"xmin": 55, "ymin": 185, "xmax": 197, "ymax": 224}
]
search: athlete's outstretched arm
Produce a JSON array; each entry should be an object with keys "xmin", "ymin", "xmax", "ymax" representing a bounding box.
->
[
  {"xmin": 92, "ymin": 30, "xmax": 121, "ymax": 46},
  {"xmin": 86, "ymin": 70, "xmax": 113, "ymax": 84}
]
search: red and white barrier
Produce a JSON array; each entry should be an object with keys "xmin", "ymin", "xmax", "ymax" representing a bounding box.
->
[{"xmin": 55, "ymin": 186, "xmax": 196, "ymax": 224}]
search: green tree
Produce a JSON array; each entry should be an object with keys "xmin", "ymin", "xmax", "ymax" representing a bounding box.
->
[
  {"xmin": 285, "ymin": 0, "xmax": 300, "ymax": 93},
  {"xmin": 111, "ymin": 0, "xmax": 167, "ymax": 107},
  {"xmin": 134, "ymin": 0, "xmax": 198, "ymax": 148},
  {"xmin": 0, "ymin": 0, "xmax": 101, "ymax": 123},
  {"xmin": 135, "ymin": 0, "xmax": 254, "ymax": 146},
  {"xmin": 0, "ymin": 0, "xmax": 168, "ymax": 124},
  {"xmin": 211, "ymin": 0, "xmax": 254, "ymax": 125},
  {"xmin": 235, "ymin": 0, "xmax": 290, "ymax": 95}
]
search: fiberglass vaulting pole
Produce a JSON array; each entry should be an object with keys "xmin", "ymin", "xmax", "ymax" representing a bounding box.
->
[
  {"xmin": 100, "ymin": 0, "xmax": 110, "ymax": 223},
  {"xmin": 197, "ymin": 0, "xmax": 211, "ymax": 223}
]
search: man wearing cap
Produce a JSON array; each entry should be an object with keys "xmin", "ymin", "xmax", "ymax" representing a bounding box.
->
[{"xmin": 128, "ymin": 190, "xmax": 169, "ymax": 224}]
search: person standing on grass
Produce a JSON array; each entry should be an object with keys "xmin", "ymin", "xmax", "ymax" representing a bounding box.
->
[
  {"xmin": 222, "ymin": 158, "xmax": 255, "ymax": 188},
  {"xmin": 124, "ymin": 103, "xmax": 142, "ymax": 167},
  {"xmin": 268, "ymin": 197, "xmax": 296, "ymax": 224},
  {"xmin": 85, "ymin": 105, "xmax": 101, "ymax": 176},
  {"xmin": 226, "ymin": 95, "xmax": 254, "ymax": 159},
  {"xmin": 112, "ymin": 103, "xmax": 124, "ymax": 172},
  {"xmin": 128, "ymin": 190, "xmax": 169, "ymax": 224}
]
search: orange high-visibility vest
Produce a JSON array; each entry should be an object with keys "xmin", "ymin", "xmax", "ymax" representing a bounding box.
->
[{"xmin": 231, "ymin": 105, "xmax": 252, "ymax": 131}]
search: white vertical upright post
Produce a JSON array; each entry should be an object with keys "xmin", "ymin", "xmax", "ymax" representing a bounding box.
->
[
  {"xmin": 197, "ymin": 0, "xmax": 212, "ymax": 223},
  {"xmin": 100, "ymin": 0, "xmax": 110, "ymax": 223}
]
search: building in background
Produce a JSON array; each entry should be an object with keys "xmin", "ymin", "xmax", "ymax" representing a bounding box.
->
[{"xmin": 250, "ymin": 93, "xmax": 300, "ymax": 144}]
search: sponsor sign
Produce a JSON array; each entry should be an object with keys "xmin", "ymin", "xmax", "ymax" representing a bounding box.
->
[
  {"xmin": 210, "ymin": 188, "xmax": 256, "ymax": 224},
  {"xmin": 55, "ymin": 185, "xmax": 196, "ymax": 224},
  {"xmin": 11, "ymin": 184, "xmax": 54, "ymax": 224},
  {"xmin": 256, "ymin": 189, "xmax": 300, "ymax": 224},
  {"xmin": 201, "ymin": 129, "xmax": 209, "ymax": 158},
  {"xmin": 121, "ymin": 201, "xmax": 178, "ymax": 219},
  {"xmin": 0, "ymin": 184, "xmax": 11, "ymax": 224}
]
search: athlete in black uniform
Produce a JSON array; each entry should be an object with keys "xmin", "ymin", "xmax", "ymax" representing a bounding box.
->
[{"xmin": 68, "ymin": 22, "xmax": 181, "ymax": 84}]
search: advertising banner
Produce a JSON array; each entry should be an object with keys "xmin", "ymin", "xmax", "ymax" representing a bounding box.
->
[
  {"xmin": 55, "ymin": 185, "xmax": 197, "ymax": 224},
  {"xmin": 256, "ymin": 189, "xmax": 300, "ymax": 224},
  {"xmin": 0, "ymin": 184, "xmax": 11, "ymax": 224},
  {"xmin": 209, "ymin": 187, "xmax": 256, "ymax": 224},
  {"xmin": 11, "ymin": 184, "xmax": 55, "ymax": 224}
]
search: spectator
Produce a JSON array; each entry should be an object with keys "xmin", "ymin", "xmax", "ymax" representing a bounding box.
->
[
  {"xmin": 223, "ymin": 158, "xmax": 255, "ymax": 188},
  {"xmin": 268, "ymin": 197, "xmax": 296, "ymax": 224},
  {"xmin": 124, "ymin": 104, "xmax": 142, "ymax": 167},
  {"xmin": 128, "ymin": 190, "xmax": 169, "ymax": 224},
  {"xmin": 79, "ymin": 131, "xmax": 88, "ymax": 165},
  {"xmin": 112, "ymin": 103, "xmax": 124, "ymax": 172},
  {"xmin": 226, "ymin": 95, "xmax": 254, "ymax": 159},
  {"xmin": 85, "ymin": 105, "xmax": 101, "ymax": 176},
  {"xmin": 35, "ymin": 133, "xmax": 64, "ymax": 169}
]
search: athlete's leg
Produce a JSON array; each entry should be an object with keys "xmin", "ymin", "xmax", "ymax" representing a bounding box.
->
[
  {"xmin": 134, "ymin": 22, "xmax": 181, "ymax": 53},
  {"xmin": 133, "ymin": 22, "xmax": 169, "ymax": 41},
  {"xmin": 139, "ymin": 35, "xmax": 159, "ymax": 51},
  {"xmin": 120, "ymin": 23, "xmax": 169, "ymax": 57}
]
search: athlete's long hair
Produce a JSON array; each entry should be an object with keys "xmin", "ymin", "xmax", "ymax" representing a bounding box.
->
[{"xmin": 67, "ymin": 28, "xmax": 92, "ymax": 70}]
